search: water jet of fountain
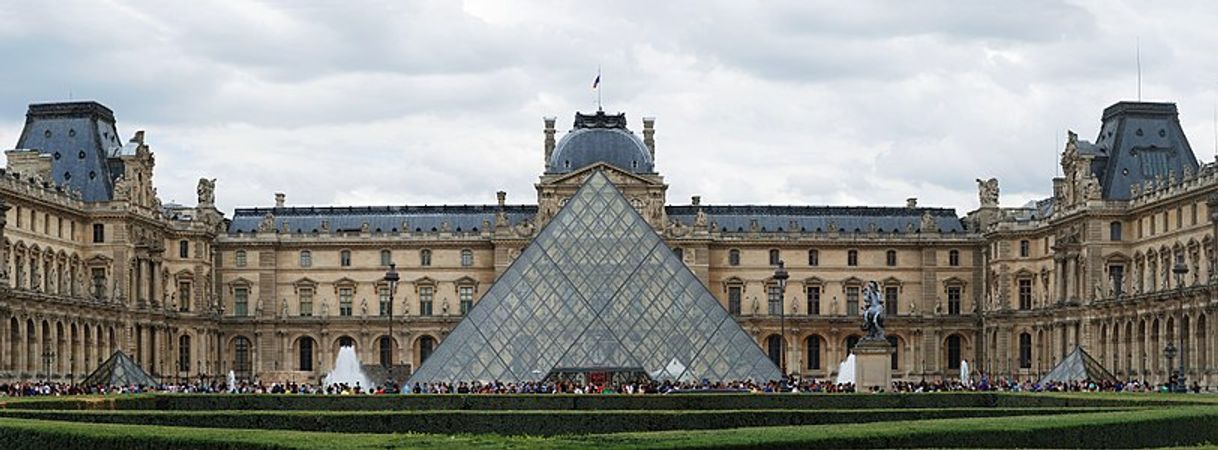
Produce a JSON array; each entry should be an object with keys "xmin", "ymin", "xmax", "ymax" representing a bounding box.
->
[
  {"xmin": 835, "ymin": 354, "xmax": 856, "ymax": 385},
  {"xmin": 324, "ymin": 345, "xmax": 373, "ymax": 390}
]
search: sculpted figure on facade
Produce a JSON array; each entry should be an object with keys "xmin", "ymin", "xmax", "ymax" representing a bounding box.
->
[
  {"xmin": 196, "ymin": 178, "xmax": 216, "ymax": 206},
  {"xmin": 976, "ymin": 178, "xmax": 999, "ymax": 207},
  {"xmin": 257, "ymin": 213, "xmax": 275, "ymax": 233}
]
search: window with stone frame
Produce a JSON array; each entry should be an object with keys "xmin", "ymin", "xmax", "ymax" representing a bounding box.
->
[
  {"xmin": 846, "ymin": 285, "xmax": 860, "ymax": 315},
  {"xmin": 299, "ymin": 287, "xmax": 314, "ymax": 317},
  {"xmin": 808, "ymin": 249, "xmax": 819, "ymax": 266},
  {"xmin": 380, "ymin": 249, "xmax": 392, "ymax": 267},
  {"xmin": 420, "ymin": 249, "xmax": 432, "ymax": 267},
  {"xmin": 728, "ymin": 249, "xmax": 740, "ymax": 266},
  {"xmin": 1019, "ymin": 240, "xmax": 1030, "ymax": 257},
  {"xmin": 1110, "ymin": 221, "xmax": 1122, "ymax": 241},
  {"xmin": 806, "ymin": 285, "xmax": 821, "ymax": 315},
  {"xmin": 1018, "ymin": 278, "xmax": 1032, "ymax": 310},
  {"xmin": 461, "ymin": 249, "xmax": 474, "ymax": 267},
  {"xmin": 946, "ymin": 334, "xmax": 962, "ymax": 369},
  {"xmin": 419, "ymin": 286, "xmax": 434, "ymax": 316},
  {"xmin": 178, "ymin": 281, "xmax": 191, "ymax": 312},
  {"xmin": 727, "ymin": 285, "xmax": 742, "ymax": 315},
  {"xmin": 1019, "ymin": 332, "xmax": 1033, "ymax": 369},
  {"xmin": 178, "ymin": 335, "xmax": 191, "ymax": 372},
  {"xmin": 235, "ymin": 250, "xmax": 247, "ymax": 267},
  {"xmin": 847, "ymin": 249, "xmax": 859, "ymax": 266},
  {"xmin": 179, "ymin": 240, "xmax": 190, "ymax": 259},
  {"xmin": 884, "ymin": 285, "xmax": 898, "ymax": 315},
  {"xmin": 947, "ymin": 285, "xmax": 962, "ymax": 315},
  {"xmin": 459, "ymin": 285, "xmax": 474, "ymax": 315},
  {"xmin": 340, "ymin": 249, "xmax": 352, "ymax": 267},
  {"xmin": 768, "ymin": 249, "xmax": 780, "ymax": 266},
  {"xmin": 886, "ymin": 249, "xmax": 897, "ymax": 267},
  {"xmin": 234, "ymin": 287, "xmax": 249, "ymax": 317},
  {"xmin": 91, "ymin": 268, "xmax": 106, "ymax": 299},
  {"xmin": 379, "ymin": 286, "xmax": 391, "ymax": 316},
  {"xmin": 948, "ymin": 249, "xmax": 960, "ymax": 266},
  {"xmin": 806, "ymin": 335, "xmax": 821, "ymax": 370},
  {"xmin": 92, "ymin": 223, "xmax": 104, "ymax": 243},
  {"xmin": 299, "ymin": 250, "xmax": 312, "ymax": 268},
  {"xmin": 339, "ymin": 287, "xmax": 353, "ymax": 316}
]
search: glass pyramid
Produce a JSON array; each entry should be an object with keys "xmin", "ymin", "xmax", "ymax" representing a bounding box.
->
[
  {"xmin": 409, "ymin": 171, "xmax": 781, "ymax": 384},
  {"xmin": 80, "ymin": 350, "xmax": 159, "ymax": 387},
  {"xmin": 1038, "ymin": 346, "xmax": 1117, "ymax": 385}
]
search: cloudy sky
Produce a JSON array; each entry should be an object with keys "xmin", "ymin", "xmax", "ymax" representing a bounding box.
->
[{"xmin": 1, "ymin": 0, "xmax": 1216, "ymax": 215}]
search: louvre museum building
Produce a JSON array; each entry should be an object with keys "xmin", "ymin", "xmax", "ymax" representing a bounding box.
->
[{"xmin": 1, "ymin": 99, "xmax": 1216, "ymax": 387}]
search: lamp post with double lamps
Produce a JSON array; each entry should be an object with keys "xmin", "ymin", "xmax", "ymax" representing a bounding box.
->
[
  {"xmin": 383, "ymin": 263, "xmax": 400, "ymax": 387},
  {"xmin": 773, "ymin": 260, "xmax": 790, "ymax": 378},
  {"xmin": 1171, "ymin": 259, "xmax": 1188, "ymax": 392}
]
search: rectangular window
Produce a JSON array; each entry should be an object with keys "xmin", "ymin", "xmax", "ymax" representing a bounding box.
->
[
  {"xmin": 884, "ymin": 286, "xmax": 898, "ymax": 315},
  {"xmin": 92, "ymin": 223, "xmax": 105, "ymax": 243},
  {"xmin": 846, "ymin": 286, "xmax": 860, "ymax": 316},
  {"xmin": 1109, "ymin": 265, "xmax": 1124, "ymax": 297},
  {"xmin": 459, "ymin": 286, "xmax": 474, "ymax": 315},
  {"xmin": 1018, "ymin": 279, "xmax": 1032, "ymax": 310},
  {"xmin": 847, "ymin": 250, "xmax": 858, "ymax": 267},
  {"xmin": 1019, "ymin": 240, "xmax": 1029, "ymax": 257},
  {"xmin": 179, "ymin": 240, "xmax": 190, "ymax": 258},
  {"xmin": 339, "ymin": 287, "xmax": 353, "ymax": 316},
  {"xmin": 419, "ymin": 286, "xmax": 434, "ymax": 316},
  {"xmin": 235, "ymin": 251, "xmax": 247, "ymax": 267},
  {"xmin": 91, "ymin": 268, "xmax": 106, "ymax": 299},
  {"xmin": 947, "ymin": 286, "xmax": 962, "ymax": 315},
  {"xmin": 1177, "ymin": 207, "xmax": 1183, "ymax": 228},
  {"xmin": 379, "ymin": 286, "xmax": 391, "ymax": 316},
  {"xmin": 299, "ymin": 288, "xmax": 314, "ymax": 317},
  {"xmin": 178, "ymin": 282, "xmax": 191, "ymax": 312},
  {"xmin": 1019, "ymin": 334, "xmax": 1033, "ymax": 369},
  {"xmin": 234, "ymin": 287, "xmax": 249, "ymax": 317},
  {"xmin": 806, "ymin": 286, "xmax": 820, "ymax": 315},
  {"xmin": 767, "ymin": 285, "xmax": 782, "ymax": 315},
  {"xmin": 340, "ymin": 251, "xmax": 351, "ymax": 267},
  {"xmin": 728, "ymin": 286, "xmax": 742, "ymax": 315},
  {"xmin": 808, "ymin": 249, "xmax": 819, "ymax": 266}
]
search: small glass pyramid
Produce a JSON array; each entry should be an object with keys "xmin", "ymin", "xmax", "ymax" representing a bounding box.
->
[
  {"xmin": 1038, "ymin": 346, "xmax": 1117, "ymax": 385},
  {"xmin": 80, "ymin": 350, "xmax": 159, "ymax": 387},
  {"xmin": 409, "ymin": 171, "xmax": 780, "ymax": 384}
]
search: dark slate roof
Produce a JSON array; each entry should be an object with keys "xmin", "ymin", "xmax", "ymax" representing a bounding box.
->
[
  {"xmin": 666, "ymin": 205, "xmax": 966, "ymax": 233},
  {"xmin": 1083, "ymin": 101, "xmax": 1198, "ymax": 201},
  {"xmin": 14, "ymin": 101, "xmax": 126, "ymax": 202},
  {"xmin": 227, "ymin": 205, "xmax": 538, "ymax": 234},
  {"xmin": 546, "ymin": 110, "xmax": 654, "ymax": 174}
]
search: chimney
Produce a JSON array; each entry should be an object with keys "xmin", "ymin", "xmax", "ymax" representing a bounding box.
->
[
  {"xmin": 496, "ymin": 190, "xmax": 506, "ymax": 207},
  {"xmin": 642, "ymin": 117, "xmax": 656, "ymax": 160},
  {"xmin": 906, "ymin": 198, "xmax": 917, "ymax": 208},
  {"xmin": 691, "ymin": 195, "xmax": 701, "ymax": 206},
  {"xmin": 275, "ymin": 192, "xmax": 285, "ymax": 208},
  {"xmin": 543, "ymin": 117, "xmax": 557, "ymax": 164}
]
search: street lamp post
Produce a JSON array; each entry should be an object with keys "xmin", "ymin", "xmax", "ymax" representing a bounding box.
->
[
  {"xmin": 1172, "ymin": 259, "xmax": 1188, "ymax": 392},
  {"xmin": 773, "ymin": 260, "xmax": 789, "ymax": 378},
  {"xmin": 383, "ymin": 263, "xmax": 400, "ymax": 384}
]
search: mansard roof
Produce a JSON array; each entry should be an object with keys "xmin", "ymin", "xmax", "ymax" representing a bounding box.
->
[
  {"xmin": 15, "ymin": 101, "xmax": 127, "ymax": 202},
  {"xmin": 1082, "ymin": 101, "xmax": 1199, "ymax": 201},
  {"xmin": 227, "ymin": 204, "xmax": 538, "ymax": 234},
  {"xmin": 547, "ymin": 110, "xmax": 654, "ymax": 175},
  {"xmin": 666, "ymin": 205, "xmax": 967, "ymax": 233}
]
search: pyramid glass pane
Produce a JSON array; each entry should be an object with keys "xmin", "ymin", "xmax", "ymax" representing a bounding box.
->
[{"xmin": 409, "ymin": 171, "xmax": 780, "ymax": 384}]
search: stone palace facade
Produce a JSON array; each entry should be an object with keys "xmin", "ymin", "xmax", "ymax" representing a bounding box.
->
[{"xmin": 0, "ymin": 100, "xmax": 1214, "ymax": 387}]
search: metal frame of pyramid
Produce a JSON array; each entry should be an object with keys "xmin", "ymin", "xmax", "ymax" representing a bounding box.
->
[
  {"xmin": 80, "ymin": 350, "xmax": 159, "ymax": 387},
  {"xmin": 1037, "ymin": 346, "xmax": 1117, "ymax": 385},
  {"xmin": 409, "ymin": 170, "xmax": 781, "ymax": 384}
]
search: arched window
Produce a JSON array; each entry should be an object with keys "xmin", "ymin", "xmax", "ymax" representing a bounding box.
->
[
  {"xmin": 460, "ymin": 249, "xmax": 473, "ymax": 267},
  {"xmin": 179, "ymin": 240, "xmax": 190, "ymax": 259},
  {"xmin": 178, "ymin": 335, "xmax": 191, "ymax": 372},
  {"xmin": 233, "ymin": 336, "xmax": 252, "ymax": 378},
  {"xmin": 766, "ymin": 335, "xmax": 782, "ymax": 367},
  {"xmin": 299, "ymin": 250, "xmax": 312, "ymax": 267},
  {"xmin": 419, "ymin": 336, "xmax": 435, "ymax": 364},
  {"xmin": 1110, "ymin": 221, "xmax": 1123, "ymax": 241},
  {"xmin": 728, "ymin": 249, "xmax": 740, "ymax": 266},
  {"xmin": 379, "ymin": 336, "xmax": 393, "ymax": 367},
  {"xmin": 1019, "ymin": 332, "xmax": 1032, "ymax": 369},
  {"xmin": 380, "ymin": 250, "xmax": 392, "ymax": 266},
  {"xmin": 885, "ymin": 250, "xmax": 897, "ymax": 267},
  {"xmin": 806, "ymin": 335, "xmax": 821, "ymax": 370},
  {"xmin": 808, "ymin": 249, "xmax": 819, "ymax": 266},
  {"xmin": 338, "ymin": 336, "xmax": 355, "ymax": 348},
  {"xmin": 946, "ymin": 335, "xmax": 962, "ymax": 370},
  {"xmin": 948, "ymin": 249, "xmax": 960, "ymax": 267},
  {"xmin": 299, "ymin": 337, "xmax": 314, "ymax": 371},
  {"xmin": 235, "ymin": 250, "xmax": 247, "ymax": 267},
  {"xmin": 847, "ymin": 249, "xmax": 859, "ymax": 266},
  {"xmin": 340, "ymin": 250, "xmax": 351, "ymax": 267},
  {"xmin": 768, "ymin": 249, "xmax": 780, "ymax": 266},
  {"xmin": 420, "ymin": 249, "xmax": 432, "ymax": 267}
]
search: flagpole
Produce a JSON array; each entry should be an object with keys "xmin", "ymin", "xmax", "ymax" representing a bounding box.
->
[{"xmin": 597, "ymin": 66, "xmax": 602, "ymax": 111}]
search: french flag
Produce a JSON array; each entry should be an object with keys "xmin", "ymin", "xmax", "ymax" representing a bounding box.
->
[{"xmin": 592, "ymin": 74, "xmax": 600, "ymax": 90}]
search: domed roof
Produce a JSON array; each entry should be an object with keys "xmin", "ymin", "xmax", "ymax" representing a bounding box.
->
[{"xmin": 546, "ymin": 110, "xmax": 654, "ymax": 174}]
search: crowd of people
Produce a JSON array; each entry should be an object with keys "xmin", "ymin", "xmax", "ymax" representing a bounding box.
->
[{"xmin": 0, "ymin": 373, "xmax": 1208, "ymax": 397}]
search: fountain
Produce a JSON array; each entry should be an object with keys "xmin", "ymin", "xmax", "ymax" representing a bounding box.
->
[
  {"xmin": 324, "ymin": 346, "xmax": 373, "ymax": 390},
  {"xmin": 227, "ymin": 370, "xmax": 236, "ymax": 393},
  {"xmin": 960, "ymin": 360, "xmax": 970, "ymax": 387},
  {"xmin": 835, "ymin": 354, "xmax": 856, "ymax": 385}
]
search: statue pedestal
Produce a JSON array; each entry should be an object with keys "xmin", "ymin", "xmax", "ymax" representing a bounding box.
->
[{"xmin": 853, "ymin": 338, "xmax": 893, "ymax": 392}]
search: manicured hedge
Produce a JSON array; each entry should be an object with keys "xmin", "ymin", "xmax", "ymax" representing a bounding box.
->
[
  {"xmin": 0, "ymin": 407, "xmax": 1114, "ymax": 436},
  {"xmin": 2, "ymin": 392, "xmax": 1198, "ymax": 412},
  {"xmin": 0, "ymin": 406, "xmax": 1216, "ymax": 449}
]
